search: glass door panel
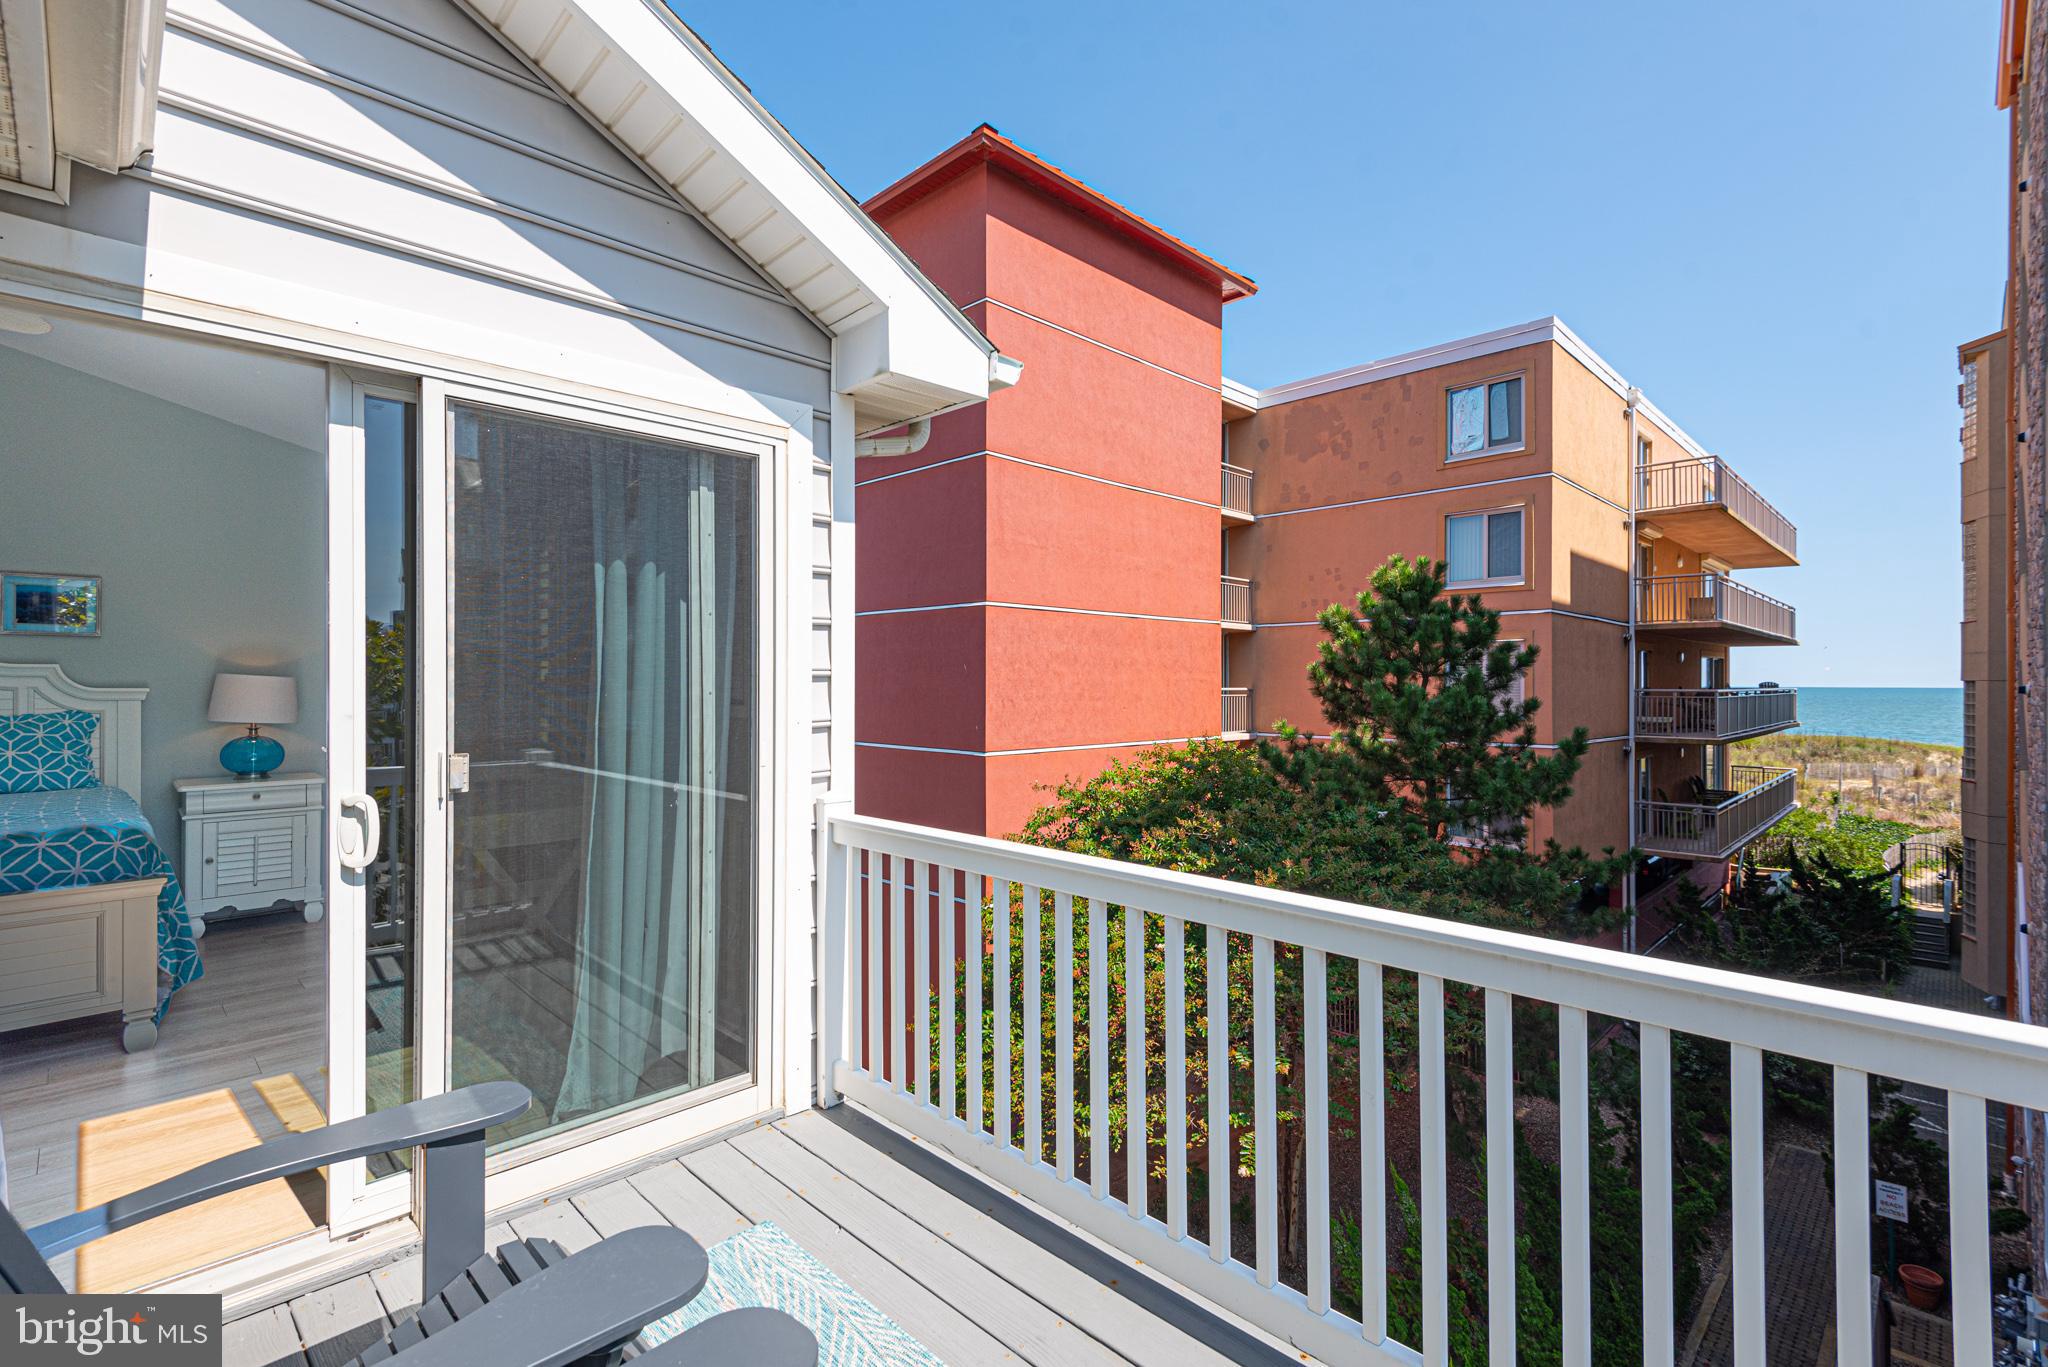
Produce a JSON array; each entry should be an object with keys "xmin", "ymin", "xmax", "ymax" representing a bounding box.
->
[
  {"xmin": 446, "ymin": 402, "xmax": 758, "ymax": 1151},
  {"xmin": 362, "ymin": 393, "xmax": 419, "ymax": 1171}
]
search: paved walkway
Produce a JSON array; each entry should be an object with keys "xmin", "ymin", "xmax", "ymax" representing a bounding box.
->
[{"xmin": 1679, "ymin": 1145, "xmax": 1837, "ymax": 1367}]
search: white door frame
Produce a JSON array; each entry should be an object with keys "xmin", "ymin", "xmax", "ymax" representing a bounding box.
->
[
  {"xmin": 415, "ymin": 375, "xmax": 807, "ymax": 1210},
  {"xmin": 325, "ymin": 367, "xmax": 426, "ymax": 1237}
]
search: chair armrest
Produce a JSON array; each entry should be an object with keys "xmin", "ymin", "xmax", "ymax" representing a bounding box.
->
[
  {"xmin": 635, "ymin": 1307, "xmax": 819, "ymax": 1366},
  {"xmin": 386, "ymin": 1227, "xmax": 706, "ymax": 1367},
  {"xmin": 29, "ymin": 1082, "xmax": 530, "ymax": 1258}
]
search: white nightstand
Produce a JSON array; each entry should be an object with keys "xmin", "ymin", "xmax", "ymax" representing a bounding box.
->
[{"xmin": 174, "ymin": 772, "xmax": 325, "ymax": 936}]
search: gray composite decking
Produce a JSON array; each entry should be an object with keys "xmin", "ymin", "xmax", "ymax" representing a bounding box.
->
[{"xmin": 223, "ymin": 1105, "xmax": 1296, "ymax": 1367}]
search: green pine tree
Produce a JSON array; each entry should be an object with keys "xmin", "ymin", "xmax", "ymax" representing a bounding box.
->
[{"xmin": 1260, "ymin": 555, "xmax": 1591, "ymax": 845}]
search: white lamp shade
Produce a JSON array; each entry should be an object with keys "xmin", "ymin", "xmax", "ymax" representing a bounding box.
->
[{"xmin": 208, "ymin": 673, "xmax": 297, "ymax": 726}]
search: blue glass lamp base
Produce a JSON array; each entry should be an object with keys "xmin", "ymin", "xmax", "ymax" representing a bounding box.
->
[{"xmin": 220, "ymin": 733, "xmax": 285, "ymax": 778}]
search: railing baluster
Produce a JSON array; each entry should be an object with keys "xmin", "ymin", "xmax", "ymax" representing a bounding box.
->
[
  {"xmin": 1253, "ymin": 935, "xmax": 1278, "ymax": 1288},
  {"xmin": 1207, "ymin": 922, "xmax": 1229, "ymax": 1264},
  {"xmin": 892, "ymin": 857, "xmax": 910, "ymax": 1093},
  {"xmin": 1832, "ymin": 1067, "xmax": 1871, "ymax": 1367},
  {"xmin": 1949, "ymin": 1092, "xmax": 1992, "ymax": 1366},
  {"xmin": 1731, "ymin": 1043, "xmax": 1765, "ymax": 1364},
  {"xmin": 1420, "ymin": 973, "xmax": 1447, "ymax": 1365},
  {"xmin": 1484, "ymin": 988, "xmax": 1515, "ymax": 1366},
  {"xmin": 1126, "ymin": 903, "xmax": 1147, "ymax": 1219},
  {"xmin": 1056, "ymin": 891, "xmax": 1075, "ymax": 1180},
  {"xmin": 939, "ymin": 866, "xmax": 956, "ymax": 1119},
  {"xmin": 967, "ymin": 873, "xmax": 985, "ymax": 1136},
  {"xmin": 1023, "ymin": 883, "xmax": 1042, "ymax": 1165},
  {"xmin": 1091, "ymin": 895, "xmax": 1110, "ymax": 1200},
  {"xmin": 914, "ymin": 860, "xmax": 931, "ymax": 1105},
  {"xmin": 1305, "ymin": 947, "xmax": 1330, "ymax": 1316},
  {"xmin": 866, "ymin": 850, "xmax": 881, "ymax": 1081},
  {"xmin": 1641, "ymin": 1023, "xmax": 1674, "ymax": 1367},
  {"xmin": 1361, "ymin": 960, "xmax": 1386, "ymax": 1343},
  {"xmin": 1559, "ymin": 1006, "xmax": 1590, "ymax": 1367},
  {"xmin": 1164, "ymin": 914, "xmax": 1187, "ymax": 1241},
  {"xmin": 991, "ymin": 879, "xmax": 1010, "ymax": 1149}
]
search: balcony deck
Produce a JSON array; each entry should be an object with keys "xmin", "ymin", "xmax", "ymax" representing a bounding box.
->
[
  {"xmin": 1637, "ymin": 573, "xmax": 1797, "ymax": 645},
  {"xmin": 222, "ymin": 1106, "xmax": 1289, "ymax": 1367},
  {"xmin": 1637, "ymin": 457, "xmax": 1798, "ymax": 567},
  {"xmin": 1636, "ymin": 763, "xmax": 1798, "ymax": 859},
  {"xmin": 1635, "ymin": 686, "xmax": 1798, "ymax": 742}
]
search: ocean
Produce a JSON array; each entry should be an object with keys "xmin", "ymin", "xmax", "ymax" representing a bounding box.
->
[{"xmin": 1777, "ymin": 686, "xmax": 1964, "ymax": 747}]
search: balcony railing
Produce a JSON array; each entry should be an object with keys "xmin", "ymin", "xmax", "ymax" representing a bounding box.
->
[
  {"xmin": 1637, "ymin": 763, "xmax": 1797, "ymax": 859},
  {"xmin": 1221, "ymin": 463, "xmax": 1253, "ymax": 520},
  {"xmin": 1635, "ymin": 686, "xmax": 1798, "ymax": 742},
  {"xmin": 1221, "ymin": 575, "xmax": 1252, "ymax": 630},
  {"xmin": 816, "ymin": 806, "xmax": 2048, "ymax": 1367},
  {"xmin": 1637, "ymin": 573, "xmax": 1796, "ymax": 643},
  {"xmin": 1220, "ymin": 685, "xmax": 1250, "ymax": 737},
  {"xmin": 1637, "ymin": 456, "xmax": 1797, "ymax": 565}
]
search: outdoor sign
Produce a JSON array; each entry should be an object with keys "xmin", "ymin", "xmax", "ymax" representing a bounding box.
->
[{"xmin": 1875, "ymin": 1179, "xmax": 1910, "ymax": 1223}]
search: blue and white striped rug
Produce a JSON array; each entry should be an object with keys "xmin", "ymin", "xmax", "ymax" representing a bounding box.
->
[{"xmin": 639, "ymin": 1221, "xmax": 944, "ymax": 1365}]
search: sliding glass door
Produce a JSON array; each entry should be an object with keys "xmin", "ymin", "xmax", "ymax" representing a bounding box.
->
[{"xmin": 441, "ymin": 400, "xmax": 761, "ymax": 1153}]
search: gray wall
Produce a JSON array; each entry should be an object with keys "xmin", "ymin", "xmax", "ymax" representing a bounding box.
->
[{"xmin": 0, "ymin": 344, "xmax": 326, "ymax": 850}]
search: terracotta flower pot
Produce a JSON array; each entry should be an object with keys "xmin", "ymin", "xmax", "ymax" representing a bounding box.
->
[{"xmin": 1898, "ymin": 1263, "xmax": 1945, "ymax": 1311}]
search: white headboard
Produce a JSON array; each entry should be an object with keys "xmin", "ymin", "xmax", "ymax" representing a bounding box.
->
[{"xmin": 0, "ymin": 661, "xmax": 147, "ymax": 794}]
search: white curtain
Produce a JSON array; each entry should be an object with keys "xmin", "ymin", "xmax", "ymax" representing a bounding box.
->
[{"xmin": 556, "ymin": 444, "xmax": 739, "ymax": 1118}]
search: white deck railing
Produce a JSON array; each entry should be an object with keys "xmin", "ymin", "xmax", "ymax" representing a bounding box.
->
[
  {"xmin": 1634, "ymin": 687, "xmax": 1798, "ymax": 741},
  {"xmin": 1222, "ymin": 574, "xmax": 1253, "ymax": 627},
  {"xmin": 1222, "ymin": 463, "xmax": 1254, "ymax": 518},
  {"xmin": 1221, "ymin": 685, "xmax": 1251, "ymax": 737},
  {"xmin": 815, "ymin": 805, "xmax": 2048, "ymax": 1367}
]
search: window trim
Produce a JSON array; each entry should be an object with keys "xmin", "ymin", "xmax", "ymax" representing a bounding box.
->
[
  {"xmin": 1444, "ymin": 505, "xmax": 1528, "ymax": 589},
  {"xmin": 1445, "ymin": 373, "xmax": 1528, "ymax": 462}
]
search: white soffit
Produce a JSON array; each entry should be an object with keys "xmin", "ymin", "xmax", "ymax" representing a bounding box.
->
[{"xmin": 462, "ymin": 0, "xmax": 998, "ymax": 432}]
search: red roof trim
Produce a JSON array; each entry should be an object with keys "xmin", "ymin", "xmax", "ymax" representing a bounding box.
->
[{"xmin": 864, "ymin": 125, "xmax": 1258, "ymax": 303}]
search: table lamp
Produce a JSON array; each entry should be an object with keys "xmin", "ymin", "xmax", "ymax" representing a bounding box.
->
[{"xmin": 209, "ymin": 673, "xmax": 296, "ymax": 779}]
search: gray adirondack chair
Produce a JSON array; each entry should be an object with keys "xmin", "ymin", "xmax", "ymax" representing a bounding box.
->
[{"xmin": 0, "ymin": 1083, "xmax": 815, "ymax": 1367}]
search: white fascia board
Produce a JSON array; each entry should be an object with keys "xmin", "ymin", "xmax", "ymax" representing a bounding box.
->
[
  {"xmin": 1240, "ymin": 315, "xmax": 1715, "ymax": 463},
  {"xmin": 564, "ymin": 0, "xmax": 992, "ymax": 414},
  {"xmin": 1220, "ymin": 375, "xmax": 1260, "ymax": 413}
]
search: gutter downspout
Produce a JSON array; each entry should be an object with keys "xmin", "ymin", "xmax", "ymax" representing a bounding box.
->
[
  {"xmin": 853, "ymin": 417, "xmax": 931, "ymax": 459},
  {"xmin": 1625, "ymin": 387, "xmax": 1643, "ymax": 953}
]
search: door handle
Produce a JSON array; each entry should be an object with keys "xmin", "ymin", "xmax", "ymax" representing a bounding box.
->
[{"xmin": 338, "ymin": 793, "xmax": 382, "ymax": 872}]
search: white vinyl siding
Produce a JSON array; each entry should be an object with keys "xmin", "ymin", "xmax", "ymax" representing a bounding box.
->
[{"xmin": 1446, "ymin": 509, "xmax": 1524, "ymax": 587}]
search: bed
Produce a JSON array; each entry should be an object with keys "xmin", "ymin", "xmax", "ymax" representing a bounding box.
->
[{"xmin": 0, "ymin": 662, "xmax": 202, "ymax": 1052}]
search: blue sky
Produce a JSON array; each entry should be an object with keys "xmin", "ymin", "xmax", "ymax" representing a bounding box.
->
[{"xmin": 684, "ymin": 2, "xmax": 2007, "ymax": 688}]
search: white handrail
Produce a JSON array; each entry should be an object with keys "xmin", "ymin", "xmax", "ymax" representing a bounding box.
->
[{"xmin": 815, "ymin": 806, "xmax": 2047, "ymax": 1366}]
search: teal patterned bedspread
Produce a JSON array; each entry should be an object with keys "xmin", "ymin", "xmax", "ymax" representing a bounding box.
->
[{"xmin": 0, "ymin": 787, "xmax": 202, "ymax": 1018}]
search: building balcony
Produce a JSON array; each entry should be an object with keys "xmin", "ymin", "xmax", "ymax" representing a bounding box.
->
[
  {"xmin": 1221, "ymin": 575, "xmax": 1253, "ymax": 631},
  {"xmin": 1635, "ymin": 686, "xmax": 1798, "ymax": 742},
  {"xmin": 1637, "ymin": 574, "xmax": 1796, "ymax": 645},
  {"xmin": 1221, "ymin": 685, "xmax": 1250, "ymax": 738},
  {"xmin": 1221, "ymin": 462, "xmax": 1253, "ymax": 522},
  {"xmin": 1636, "ymin": 762, "xmax": 1797, "ymax": 859},
  {"xmin": 1637, "ymin": 456, "xmax": 1798, "ymax": 567},
  {"xmin": 804, "ymin": 807, "xmax": 2039, "ymax": 1366}
]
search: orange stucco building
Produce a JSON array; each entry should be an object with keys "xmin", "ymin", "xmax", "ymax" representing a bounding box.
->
[{"xmin": 859, "ymin": 129, "xmax": 1801, "ymax": 926}]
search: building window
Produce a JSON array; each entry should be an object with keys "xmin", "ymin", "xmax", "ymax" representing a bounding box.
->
[
  {"xmin": 1446, "ymin": 508, "xmax": 1524, "ymax": 586},
  {"xmin": 1963, "ymin": 682, "xmax": 1977, "ymax": 782},
  {"xmin": 1447, "ymin": 377, "xmax": 1524, "ymax": 458}
]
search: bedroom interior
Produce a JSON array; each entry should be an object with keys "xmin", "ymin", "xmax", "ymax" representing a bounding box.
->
[
  {"xmin": 0, "ymin": 306, "xmax": 765, "ymax": 1292},
  {"xmin": 0, "ymin": 313, "xmax": 333, "ymax": 1292}
]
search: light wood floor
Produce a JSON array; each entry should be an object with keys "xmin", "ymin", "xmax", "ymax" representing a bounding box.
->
[
  {"xmin": 223, "ymin": 1104, "xmax": 1296, "ymax": 1367},
  {"xmin": 0, "ymin": 910, "xmax": 326, "ymax": 1288}
]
